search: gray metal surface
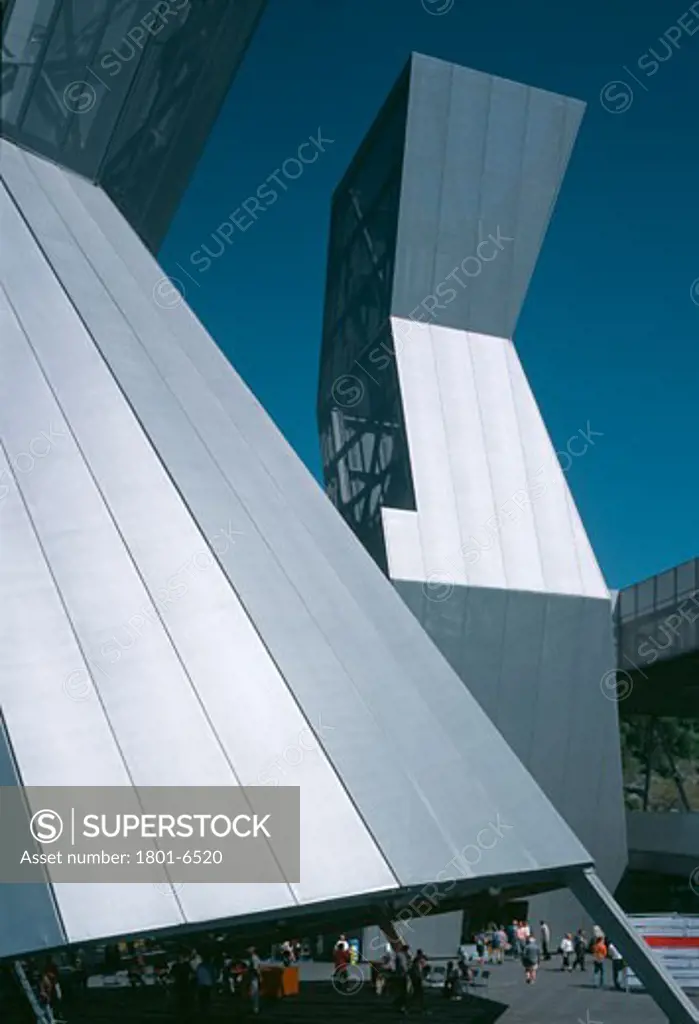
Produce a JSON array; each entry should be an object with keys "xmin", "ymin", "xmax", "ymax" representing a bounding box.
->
[
  {"xmin": 394, "ymin": 581, "xmax": 628, "ymax": 901},
  {"xmin": 0, "ymin": 715, "xmax": 65, "ymax": 958},
  {"xmin": 0, "ymin": 137, "xmax": 595, "ymax": 956},
  {"xmin": 627, "ymin": 811, "xmax": 699, "ymax": 877},
  {"xmin": 392, "ymin": 55, "xmax": 584, "ymax": 338}
]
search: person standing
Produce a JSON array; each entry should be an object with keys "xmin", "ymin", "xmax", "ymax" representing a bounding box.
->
[
  {"xmin": 38, "ymin": 962, "xmax": 57, "ymax": 1024},
  {"xmin": 247, "ymin": 946, "xmax": 262, "ymax": 1015},
  {"xmin": 393, "ymin": 943, "xmax": 410, "ymax": 1014},
  {"xmin": 195, "ymin": 956, "xmax": 214, "ymax": 1017},
  {"xmin": 521, "ymin": 935, "xmax": 540, "ymax": 984},
  {"xmin": 517, "ymin": 921, "xmax": 528, "ymax": 958},
  {"xmin": 573, "ymin": 929, "xmax": 587, "ymax": 971},
  {"xmin": 506, "ymin": 921, "xmax": 518, "ymax": 958},
  {"xmin": 444, "ymin": 961, "xmax": 458, "ymax": 1000},
  {"xmin": 591, "ymin": 935, "xmax": 607, "ymax": 988},
  {"xmin": 333, "ymin": 934, "xmax": 350, "ymax": 986},
  {"xmin": 608, "ymin": 940, "xmax": 625, "ymax": 990},
  {"xmin": 540, "ymin": 920, "xmax": 551, "ymax": 961},
  {"xmin": 492, "ymin": 926, "xmax": 506, "ymax": 964},
  {"xmin": 73, "ymin": 951, "xmax": 87, "ymax": 992},
  {"xmin": 128, "ymin": 953, "xmax": 145, "ymax": 989},
  {"xmin": 231, "ymin": 958, "xmax": 247, "ymax": 1002},
  {"xmin": 376, "ymin": 941, "xmax": 393, "ymax": 996},
  {"xmin": 410, "ymin": 948, "xmax": 427, "ymax": 1013},
  {"xmin": 560, "ymin": 933, "xmax": 574, "ymax": 972},
  {"xmin": 170, "ymin": 952, "xmax": 193, "ymax": 1020}
]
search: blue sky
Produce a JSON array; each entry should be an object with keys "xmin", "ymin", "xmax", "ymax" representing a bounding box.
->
[{"xmin": 159, "ymin": 0, "xmax": 698, "ymax": 590}]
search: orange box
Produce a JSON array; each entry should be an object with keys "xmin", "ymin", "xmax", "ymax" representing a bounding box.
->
[
  {"xmin": 281, "ymin": 966, "xmax": 299, "ymax": 996},
  {"xmin": 260, "ymin": 965, "xmax": 299, "ymax": 999}
]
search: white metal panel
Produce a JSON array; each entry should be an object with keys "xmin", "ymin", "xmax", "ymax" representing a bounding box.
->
[
  {"xmin": 0, "ymin": 184, "xmax": 297, "ymax": 932},
  {"xmin": 15, "ymin": 169, "xmax": 394, "ymax": 914},
  {"xmin": 389, "ymin": 318, "xmax": 466, "ymax": 584},
  {"xmin": 506, "ymin": 342, "xmax": 607, "ymax": 597},
  {"xmin": 0, "ymin": 296, "xmax": 189, "ymax": 943},
  {"xmin": 381, "ymin": 507, "xmax": 426, "ymax": 582},
  {"xmin": 51, "ymin": 154, "xmax": 594, "ymax": 878},
  {"xmin": 0, "ymin": 283, "xmax": 299, "ymax": 924},
  {"xmin": 53, "ymin": 882, "xmax": 188, "ymax": 947},
  {"xmin": 19, "ymin": 154, "xmax": 500, "ymax": 887},
  {"xmin": 564, "ymin": 487, "xmax": 609, "ymax": 599},
  {"xmin": 0, "ymin": 185, "xmax": 238, "ymax": 790},
  {"xmin": 0, "ymin": 328, "xmax": 134, "ymax": 790},
  {"xmin": 504, "ymin": 341, "xmax": 583, "ymax": 593},
  {"xmin": 468, "ymin": 333, "xmax": 545, "ymax": 591},
  {"xmin": 383, "ymin": 320, "xmax": 606, "ymax": 597},
  {"xmin": 0, "ymin": 152, "xmax": 398, "ymax": 915},
  {"xmin": 429, "ymin": 323, "xmax": 508, "ymax": 589}
]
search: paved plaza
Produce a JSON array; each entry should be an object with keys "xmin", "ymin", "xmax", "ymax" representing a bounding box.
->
[{"xmin": 5, "ymin": 960, "xmax": 695, "ymax": 1023}]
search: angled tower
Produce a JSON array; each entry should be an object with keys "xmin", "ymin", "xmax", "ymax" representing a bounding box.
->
[
  {"xmin": 317, "ymin": 54, "xmax": 627, "ymax": 931},
  {"xmin": 1, "ymin": 16, "xmax": 696, "ymax": 1019}
]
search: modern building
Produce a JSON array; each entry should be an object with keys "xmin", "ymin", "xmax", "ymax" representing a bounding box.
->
[
  {"xmin": 0, "ymin": 136, "xmax": 600, "ymax": 959},
  {"xmin": 318, "ymin": 52, "xmax": 627, "ymax": 935},
  {"xmin": 0, "ymin": 5, "xmax": 696, "ymax": 1021}
]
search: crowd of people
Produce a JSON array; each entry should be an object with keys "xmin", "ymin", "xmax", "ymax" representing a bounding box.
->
[
  {"xmin": 468, "ymin": 921, "xmax": 544, "ymax": 985},
  {"xmin": 15, "ymin": 944, "xmax": 265, "ymax": 1021},
  {"xmin": 342, "ymin": 938, "xmax": 429, "ymax": 1013},
  {"xmin": 558, "ymin": 927, "xmax": 626, "ymax": 988},
  {"xmin": 343, "ymin": 917, "xmax": 630, "ymax": 1012},
  {"xmin": 278, "ymin": 939, "xmax": 303, "ymax": 966},
  {"xmin": 454, "ymin": 919, "xmax": 628, "ymax": 992},
  {"xmin": 10, "ymin": 922, "xmax": 629, "ymax": 1021},
  {"xmin": 154, "ymin": 945, "xmax": 264, "ymax": 1018}
]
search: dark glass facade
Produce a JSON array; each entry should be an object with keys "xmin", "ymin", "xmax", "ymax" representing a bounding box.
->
[
  {"xmin": 0, "ymin": 0, "xmax": 265, "ymax": 251},
  {"xmin": 317, "ymin": 64, "xmax": 415, "ymax": 571}
]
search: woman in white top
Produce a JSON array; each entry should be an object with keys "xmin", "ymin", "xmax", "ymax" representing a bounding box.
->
[
  {"xmin": 608, "ymin": 941, "xmax": 625, "ymax": 990},
  {"xmin": 560, "ymin": 934, "xmax": 574, "ymax": 971}
]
